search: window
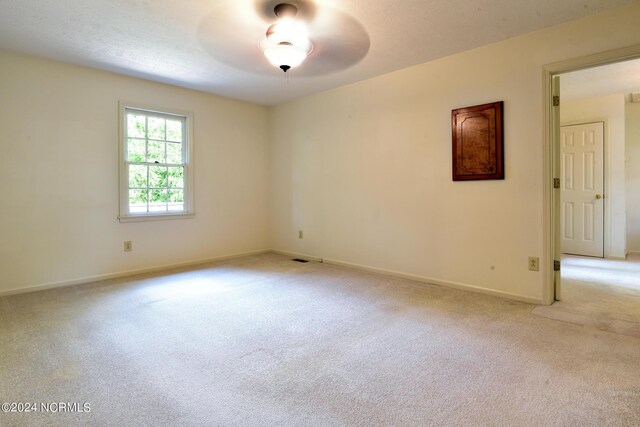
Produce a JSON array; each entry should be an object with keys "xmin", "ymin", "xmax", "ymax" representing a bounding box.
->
[{"xmin": 119, "ymin": 103, "xmax": 194, "ymax": 222}]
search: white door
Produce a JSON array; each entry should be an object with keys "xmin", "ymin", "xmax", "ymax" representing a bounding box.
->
[{"xmin": 560, "ymin": 122, "xmax": 604, "ymax": 257}]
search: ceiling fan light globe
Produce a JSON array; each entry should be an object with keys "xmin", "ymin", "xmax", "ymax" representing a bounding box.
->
[{"xmin": 264, "ymin": 43, "xmax": 308, "ymax": 69}]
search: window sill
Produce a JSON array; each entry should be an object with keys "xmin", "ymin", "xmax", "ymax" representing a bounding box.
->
[{"xmin": 118, "ymin": 212, "xmax": 195, "ymax": 223}]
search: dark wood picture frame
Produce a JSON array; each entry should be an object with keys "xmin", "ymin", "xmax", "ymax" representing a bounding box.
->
[{"xmin": 452, "ymin": 101, "xmax": 504, "ymax": 181}]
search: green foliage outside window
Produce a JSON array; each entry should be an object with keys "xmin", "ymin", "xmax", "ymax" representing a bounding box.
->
[{"xmin": 126, "ymin": 111, "xmax": 185, "ymax": 212}]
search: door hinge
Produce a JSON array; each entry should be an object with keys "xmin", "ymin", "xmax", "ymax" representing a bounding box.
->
[
  {"xmin": 553, "ymin": 96, "xmax": 560, "ymax": 107},
  {"xmin": 554, "ymin": 260, "xmax": 561, "ymax": 271},
  {"xmin": 553, "ymin": 178, "xmax": 560, "ymax": 189}
]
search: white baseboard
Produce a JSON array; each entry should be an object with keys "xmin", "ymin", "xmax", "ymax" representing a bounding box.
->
[
  {"xmin": 0, "ymin": 249, "xmax": 271, "ymax": 297},
  {"xmin": 1, "ymin": 248, "xmax": 543, "ymax": 305},
  {"xmin": 273, "ymin": 249, "xmax": 542, "ymax": 305}
]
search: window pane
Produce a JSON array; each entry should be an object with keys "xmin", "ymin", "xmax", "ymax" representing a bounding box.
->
[
  {"xmin": 167, "ymin": 119, "xmax": 182, "ymax": 142},
  {"xmin": 148, "ymin": 117, "xmax": 165, "ymax": 140},
  {"xmin": 127, "ymin": 138, "xmax": 146, "ymax": 162},
  {"xmin": 168, "ymin": 166, "xmax": 184, "ymax": 188},
  {"xmin": 127, "ymin": 114, "xmax": 146, "ymax": 138},
  {"xmin": 147, "ymin": 140, "xmax": 166, "ymax": 163},
  {"xmin": 121, "ymin": 107, "xmax": 190, "ymax": 220},
  {"xmin": 149, "ymin": 166, "xmax": 168, "ymax": 187},
  {"xmin": 167, "ymin": 142, "xmax": 182, "ymax": 164},
  {"xmin": 129, "ymin": 164, "xmax": 148, "ymax": 188},
  {"xmin": 129, "ymin": 189, "xmax": 147, "ymax": 213},
  {"xmin": 168, "ymin": 190, "xmax": 184, "ymax": 211},
  {"xmin": 149, "ymin": 188, "xmax": 168, "ymax": 212}
]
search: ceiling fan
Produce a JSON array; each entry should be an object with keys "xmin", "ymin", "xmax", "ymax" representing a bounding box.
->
[{"xmin": 197, "ymin": 0, "xmax": 370, "ymax": 77}]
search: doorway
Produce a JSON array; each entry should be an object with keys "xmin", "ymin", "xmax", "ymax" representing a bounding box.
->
[
  {"xmin": 537, "ymin": 46, "xmax": 640, "ymax": 336},
  {"xmin": 543, "ymin": 45, "xmax": 640, "ymax": 305}
]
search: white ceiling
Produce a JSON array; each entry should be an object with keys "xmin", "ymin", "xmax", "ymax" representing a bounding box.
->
[
  {"xmin": 0, "ymin": 0, "xmax": 638, "ymax": 105},
  {"xmin": 561, "ymin": 58, "xmax": 640, "ymax": 101}
]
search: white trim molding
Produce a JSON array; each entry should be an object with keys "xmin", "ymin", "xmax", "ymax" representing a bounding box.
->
[
  {"xmin": 1, "ymin": 248, "xmax": 542, "ymax": 304},
  {"xmin": 274, "ymin": 249, "xmax": 542, "ymax": 305},
  {"xmin": 0, "ymin": 249, "xmax": 270, "ymax": 297}
]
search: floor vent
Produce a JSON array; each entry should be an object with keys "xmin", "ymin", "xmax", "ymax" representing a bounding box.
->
[{"xmin": 292, "ymin": 258, "xmax": 309, "ymax": 263}]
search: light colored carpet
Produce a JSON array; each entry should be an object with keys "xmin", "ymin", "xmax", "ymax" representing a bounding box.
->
[
  {"xmin": 1, "ymin": 253, "xmax": 639, "ymax": 426},
  {"xmin": 533, "ymin": 254, "xmax": 640, "ymax": 338}
]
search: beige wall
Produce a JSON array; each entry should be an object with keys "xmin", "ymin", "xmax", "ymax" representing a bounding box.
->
[
  {"xmin": 561, "ymin": 94, "xmax": 627, "ymax": 259},
  {"xmin": 269, "ymin": 4, "xmax": 640, "ymax": 302},
  {"xmin": 626, "ymin": 101, "xmax": 640, "ymax": 253},
  {"xmin": 0, "ymin": 51, "xmax": 270, "ymax": 294}
]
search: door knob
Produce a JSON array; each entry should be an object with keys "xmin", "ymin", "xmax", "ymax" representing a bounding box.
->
[{"xmin": 595, "ymin": 194, "xmax": 603, "ymax": 200}]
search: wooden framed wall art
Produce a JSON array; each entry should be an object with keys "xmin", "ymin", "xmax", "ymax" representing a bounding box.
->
[{"xmin": 451, "ymin": 101, "xmax": 504, "ymax": 181}]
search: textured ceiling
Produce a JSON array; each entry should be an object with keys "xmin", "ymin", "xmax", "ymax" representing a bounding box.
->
[
  {"xmin": 561, "ymin": 58, "xmax": 640, "ymax": 101},
  {"xmin": 0, "ymin": 0, "xmax": 638, "ymax": 105}
]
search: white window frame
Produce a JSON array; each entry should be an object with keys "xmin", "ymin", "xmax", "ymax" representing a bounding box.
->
[{"xmin": 118, "ymin": 101, "xmax": 194, "ymax": 222}]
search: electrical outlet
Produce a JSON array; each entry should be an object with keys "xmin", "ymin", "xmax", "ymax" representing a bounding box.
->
[
  {"xmin": 528, "ymin": 256, "xmax": 539, "ymax": 271},
  {"xmin": 298, "ymin": 230, "xmax": 303, "ymax": 239},
  {"xmin": 124, "ymin": 241, "xmax": 133, "ymax": 252}
]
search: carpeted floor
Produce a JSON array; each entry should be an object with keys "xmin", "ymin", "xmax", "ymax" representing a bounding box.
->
[
  {"xmin": 533, "ymin": 254, "xmax": 640, "ymax": 338},
  {"xmin": 1, "ymin": 253, "xmax": 639, "ymax": 426}
]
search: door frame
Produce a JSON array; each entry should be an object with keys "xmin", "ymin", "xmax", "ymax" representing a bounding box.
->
[{"xmin": 542, "ymin": 44, "xmax": 640, "ymax": 305}]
